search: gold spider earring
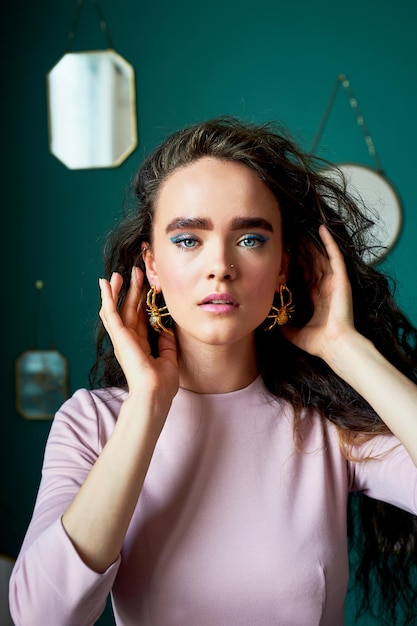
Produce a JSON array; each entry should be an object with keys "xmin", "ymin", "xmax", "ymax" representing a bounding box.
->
[
  {"xmin": 146, "ymin": 286, "xmax": 174, "ymax": 336},
  {"xmin": 264, "ymin": 284, "xmax": 295, "ymax": 331}
]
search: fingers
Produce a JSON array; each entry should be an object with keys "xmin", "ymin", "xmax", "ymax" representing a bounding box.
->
[
  {"xmin": 318, "ymin": 225, "xmax": 345, "ymax": 270},
  {"xmin": 120, "ymin": 267, "xmax": 145, "ymax": 329},
  {"xmin": 98, "ymin": 275, "xmax": 123, "ymax": 339},
  {"xmin": 313, "ymin": 225, "xmax": 350, "ymax": 290},
  {"xmin": 99, "ymin": 268, "xmax": 146, "ymax": 336},
  {"xmin": 317, "ymin": 224, "xmax": 354, "ymax": 315},
  {"xmin": 109, "ymin": 272, "xmax": 124, "ymax": 302}
]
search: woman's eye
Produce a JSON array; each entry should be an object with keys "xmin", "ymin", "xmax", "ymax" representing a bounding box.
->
[
  {"xmin": 170, "ymin": 234, "xmax": 199, "ymax": 249},
  {"xmin": 237, "ymin": 234, "xmax": 270, "ymax": 248}
]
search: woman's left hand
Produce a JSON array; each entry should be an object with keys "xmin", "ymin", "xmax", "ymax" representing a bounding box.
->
[
  {"xmin": 282, "ymin": 224, "xmax": 356, "ymax": 364},
  {"xmin": 284, "ymin": 224, "xmax": 417, "ymax": 464}
]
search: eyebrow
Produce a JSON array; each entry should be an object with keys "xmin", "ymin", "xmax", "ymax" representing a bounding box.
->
[
  {"xmin": 166, "ymin": 217, "xmax": 211, "ymax": 233},
  {"xmin": 165, "ymin": 216, "xmax": 274, "ymax": 234},
  {"xmin": 231, "ymin": 217, "xmax": 274, "ymax": 232}
]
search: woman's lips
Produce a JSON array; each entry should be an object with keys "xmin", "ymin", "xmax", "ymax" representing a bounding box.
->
[{"xmin": 198, "ymin": 293, "xmax": 239, "ymax": 313}]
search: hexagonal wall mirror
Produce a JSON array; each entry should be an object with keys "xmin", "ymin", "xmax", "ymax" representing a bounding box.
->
[{"xmin": 47, "ymin": 49, "xmax": 137, "ymax": 169}]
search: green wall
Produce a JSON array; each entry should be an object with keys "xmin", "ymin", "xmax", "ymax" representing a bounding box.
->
[{"xmin": 2, "ymin": 1, "xmax": 416, "ymax": 624}]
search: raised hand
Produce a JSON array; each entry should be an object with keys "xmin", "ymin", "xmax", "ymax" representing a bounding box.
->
[
  {"xmin": 99, "ymin": 267, "xmax": 179, "ymax": 407},
  {"xmin": 59, "ymin": 269, "xmax": 179, "ymax": 573},
  {"xmin": 283, "ymin": 224, "xmax": 356, "ymax": 365}
]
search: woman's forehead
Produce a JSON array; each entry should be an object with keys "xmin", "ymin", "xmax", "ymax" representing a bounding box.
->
[{"xmin": 153, "ymin": 157, "xmax": 281, "ymax": 224}]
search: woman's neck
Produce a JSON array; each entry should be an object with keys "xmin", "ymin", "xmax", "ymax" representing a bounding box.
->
[{"xmin": 177, "ymin": 336, "xmax": 259, "ymax": 394}]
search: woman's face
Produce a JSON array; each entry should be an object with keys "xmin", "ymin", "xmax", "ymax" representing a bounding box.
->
[{"xmin": 144, "ymin": 157, "xmax": 287, "ymax": 350}]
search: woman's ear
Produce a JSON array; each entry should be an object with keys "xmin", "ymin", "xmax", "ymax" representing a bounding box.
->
[
  {"xmin": 276, "ymin": 248, "xmax": 290, "ymax": 291},
  {"xmin": 141, "ymin": 243, "xmax": 160, "ymax": 290}
]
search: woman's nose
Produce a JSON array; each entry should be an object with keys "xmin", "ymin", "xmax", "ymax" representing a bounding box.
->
[{"xmin": 207, "ymin": 249, "xmax": 236, "ymax": 280}]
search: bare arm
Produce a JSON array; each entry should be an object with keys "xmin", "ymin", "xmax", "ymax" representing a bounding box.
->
[
  {"xmin": 62, "ymin": 268, "xmax": 179, "ymax": 573},
  {"xmin": 284, "ymin": 225, "xmax": 417, "ymax": 465}
]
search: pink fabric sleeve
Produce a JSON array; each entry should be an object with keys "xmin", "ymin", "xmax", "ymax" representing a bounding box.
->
[
  {"xmin": 348, "ymin": 433, "xmax": 417, "ymax": 515},
  {"xmin": 9, "ymin": 389, "xmax": 121, "ymax": 626}
]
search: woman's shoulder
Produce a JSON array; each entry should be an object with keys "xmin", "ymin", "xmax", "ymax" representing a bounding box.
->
[
  {"xmin": 52, "ymin": 386, "xmax": 128, "ymax": 449},
  {"xmin": 62, "ymin": 386, "xmax": 128, "ymax": 412}
]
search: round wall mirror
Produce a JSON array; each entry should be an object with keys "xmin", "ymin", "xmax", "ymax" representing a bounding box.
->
[
  {"xmin": 321, "ymin": 163, "xmax": 403, "ymax": 264},
  {"xmin": 47, "ymin": 49, "xmax": 137, "ymax": 169}
]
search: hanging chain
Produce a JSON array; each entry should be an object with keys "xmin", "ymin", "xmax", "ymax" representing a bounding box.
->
[
  {"xmin": 32, "ymin": 281, "xmax": 56, "ymax": 350},
  {"xmin": 66, "ymin": 0, "xmax": 114, "ymax": 52},
  {"xmin": 310, "ymin": 74, "xmax": 383, "ymax": 174}
]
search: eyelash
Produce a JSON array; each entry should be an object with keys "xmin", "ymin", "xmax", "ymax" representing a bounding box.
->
[
  {"xmin": 170, "ymin": 234, "xmax": 200, "ymax": 249},
  {"xmin": 236, "ymin": 234, "xmax": 270, "ymax": 248},
  {"xmin": 169, "ymin": 233, "xmax": 270, "ymax": 250}
]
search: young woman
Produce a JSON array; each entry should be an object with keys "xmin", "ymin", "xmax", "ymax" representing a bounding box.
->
[{"xmin": 10, "ymin": 117, "xmax": 417, "ymax": 625}]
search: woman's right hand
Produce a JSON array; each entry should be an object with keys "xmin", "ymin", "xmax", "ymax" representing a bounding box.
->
[
  {"xmin": 99, "ymin": 267, "xmax": 179, "ymax": 409},
  {"xmin": 60, "ymin": 267, "xmax": 178, "ymax": 574}
]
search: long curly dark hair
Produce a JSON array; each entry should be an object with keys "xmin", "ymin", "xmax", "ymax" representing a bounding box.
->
[{"xmin": 90, "ymin": 116, "xmax": 417, "ymax": 624}]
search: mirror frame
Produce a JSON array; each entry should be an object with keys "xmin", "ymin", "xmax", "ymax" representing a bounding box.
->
[
  {"xmin": 46, "ymin": 48, "xmax": 138, "ymax": 170},
  {"xmin": 16, "ymin": 350, "xmax": 69, "ymax": 420},
  {"xmin": 321, "ymin": 163, "xmax": 403, "ymax": 264}
]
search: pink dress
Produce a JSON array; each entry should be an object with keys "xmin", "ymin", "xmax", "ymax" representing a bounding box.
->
[{"xmin": 9, "ymin": 376, "xmax": 417, "ymax": 625}]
